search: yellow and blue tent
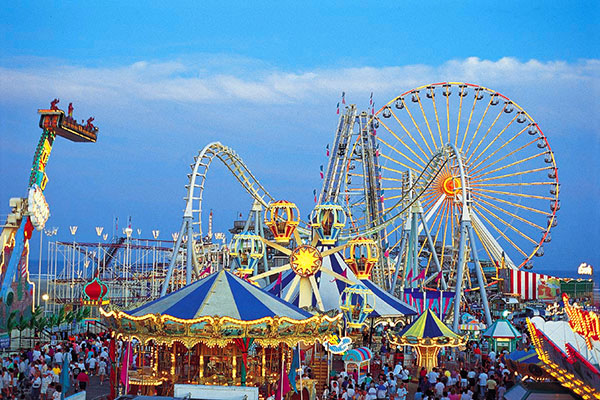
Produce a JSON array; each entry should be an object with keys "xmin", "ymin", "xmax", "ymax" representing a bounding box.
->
[{"xmin": 398, "ymin": 308, "xmax": 462, "ymax": 342}]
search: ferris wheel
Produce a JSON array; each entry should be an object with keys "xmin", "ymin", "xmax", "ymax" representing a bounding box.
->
[{"xmin": 343, "ymin": 83, "xmax": 559, "ymax": 296}]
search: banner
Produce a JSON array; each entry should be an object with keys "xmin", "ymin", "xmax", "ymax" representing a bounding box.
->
[{"xmin": 0, "ymin": 333, "xmax": 10, "ymax": 349}]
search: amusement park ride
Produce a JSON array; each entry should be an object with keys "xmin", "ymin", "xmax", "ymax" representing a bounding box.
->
[
  {"xmin": 0, "ymin": 100, "xmax": 97, "ymax": 330},
  {"xmin": 2, "ymin": 82, "xmax": 561, "ymax": 335},
  {"xmin": 164, "ymin": 82, "xmax": 560, "ymax": 330}
]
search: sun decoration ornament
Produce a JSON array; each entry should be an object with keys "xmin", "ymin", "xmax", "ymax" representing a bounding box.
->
[{"xmin": 289, "ymin": 245, "xmax": 322, "ymax": 277}]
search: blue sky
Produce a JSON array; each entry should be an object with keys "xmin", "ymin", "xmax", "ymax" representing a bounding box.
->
[{"xmin": 1, "ymin": 1, "xmax": 599, "ymax": 277}]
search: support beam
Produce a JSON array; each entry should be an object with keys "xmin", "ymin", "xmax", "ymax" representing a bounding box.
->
[
  {"xmin": 186, "ymin": 216, "xmax": 194, "ymax": 285},
  {"xmin": 452, "ymin": 220, "xmax": 468, "ymax": 331},
  {"xmin": 418, "ymin": 213, "xmax": 448, "ymax": 290},
  {"xmin": 161, "ymin": 220, "xmax": 187, "ymax": 297},
  {"xmin": 466, "ymin": 224, "xmax": 493, "ymax": 326},
  {"xmin": 390, "ymin": 231, "xmax": 408, "ymax": 295}
]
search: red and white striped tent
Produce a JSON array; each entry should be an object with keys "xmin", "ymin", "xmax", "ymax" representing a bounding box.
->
[{"xmin": 507, "ymin": 269, "xmax": 561, "ymax": 300}]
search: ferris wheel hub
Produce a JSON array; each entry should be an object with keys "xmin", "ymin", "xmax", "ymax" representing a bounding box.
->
[
  {"xmin": 441, "ymin": 176, "xmax": 461, "ymax": 197},
  {"xmin": 289, "ymin": 245, "xmax": 323, "ymax": 277}
]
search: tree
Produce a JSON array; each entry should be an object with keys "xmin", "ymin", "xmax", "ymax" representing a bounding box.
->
[
  {"xmin": 35, "ymin": 316, "xmax": 48, "ymax": 339},
  {"xmin": 17, "ymin": 315, "xmax": 29, "ymax": 349},
  {"xmin": 65, "ymin": 311, "xmax": 75, "ymax": 335},
  {"xmin": 29, "ymin": 307, "xmax": 43, "ymax": 338},
  {"xmin": 6, "ymin": 310, "xmax": 18, "ymax": 334}
]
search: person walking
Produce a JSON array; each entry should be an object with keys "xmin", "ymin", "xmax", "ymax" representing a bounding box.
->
[{"xmin": 31, "ymin": 370, "xmax": 42, "ymax": 400}]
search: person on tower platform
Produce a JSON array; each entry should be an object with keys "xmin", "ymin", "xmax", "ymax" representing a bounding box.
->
[
  {"xmin": 86, "ymin": 117, "xmax": 95, "ymax": 130},
  {"xmin": 50, "ymin": 98, "xmax": 59, "ymax": 110}
]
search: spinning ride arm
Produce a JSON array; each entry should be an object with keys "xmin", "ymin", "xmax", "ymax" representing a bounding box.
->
[{"xmin": 0, "ymin": 103, "xmax": 97, "ymax": 327}]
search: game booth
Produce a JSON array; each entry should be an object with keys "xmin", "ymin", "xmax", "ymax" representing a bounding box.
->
[{"xmin": 342, "ymin": 347, "xmax": 372, "ymax": 384}]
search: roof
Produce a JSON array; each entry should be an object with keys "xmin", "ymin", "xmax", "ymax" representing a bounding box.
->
[
  {"xmin": 483, "ymin": 319, "xmax": 522, "ymax": 339},
  {"xmin": 264, "ymin": 247, "xmax": 415, "ymax": 316},
  {"xmin": 360, "ymin": 279, "xmax": 417, "ymax": 317},
  {"xmin": 399, "ymin": 309, "xmax": 462, "ymax": 339},
  {"xmin": 129, "ymin": 270, "xmax": 313, "ymax": 321},
  {"xmin": 506, "ymin": 349, "xmax": 540, "ymax": 364},
  {"xmin": 342, "ymin": 347, "xmax": 372, "ymax": 362}
]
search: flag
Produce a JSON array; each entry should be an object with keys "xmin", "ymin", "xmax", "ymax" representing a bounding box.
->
[
  {"xmin": 372, "ymin": 129, "xmax": 377, "ymax": 136},
  {"xmin": 288, "ymin": 345, "xmax": 301, "ymax": 392},
  {"xmin": 371, "ymin": 106, "xmax": 375, "ymax": 114},
  {"xmin": 330, "ymin": 269, "xmax": 348, "ymax": 283},
  {"xmin": 313, "ymin": 189, "xmax": 317, "ymax": 203},
  {"xmin": 369, "ymin": 92, "xmax": 373, "ymax": 105},
  {"xmin": 434, "ymin": 271, "xmax": 443, "ymax": 284},
  {"xmin": 320, "ymin": 165, "xmax": 324, "ymax": 179},
  {"xmin": 342, "ymin": 91, "xmax": 346, "ymax": 104},
  {"xmin": 375, "ymin": 150, "xmax": 380, "ymax": 157},
  {"xmin": 414, "ymin": 269, "xmax": 426, "ymax": 281},
  {"xmin": 406, "ymin": 269, "xmax": 413, "ymax": 282},
  {"xmin": 121, "ymin": 341, "xmax": 133, "ymax": 393},
  {"xmin": 276, "ymin": 354, "xmax": 291, "ymax": 400},
  {"xmin": 384, "ymin": 249, "xmax": 390, "ymax": 258},
  {"xmin": 326, "ymin": 144, "xmax": 330, "ymax": 157},
  {"xmin": 276, "ymin": 272, "xmax": 283, "ymax": 297},
  {"xmin": 336, "ymin": 102, "xmax": 340, "ymax": 115},
  {"xmin": 109, "ymin": 338, "xmax": 116, "ymax": 400},
  {"xmin": 60, "ymin": 352, "xmax": 71, "ymax": 399}
]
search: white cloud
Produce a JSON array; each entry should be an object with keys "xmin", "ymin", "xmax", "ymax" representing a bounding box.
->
[{"xmin": 1, "ymin": 56, "xmax": 597, "ymax": 106}]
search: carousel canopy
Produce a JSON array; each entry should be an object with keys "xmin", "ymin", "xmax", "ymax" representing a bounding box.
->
[
  {"xmin": 129, "ymin": 269, "xmax": 313, "ymax": 321},
  {"xmin": 102, "ymin": 270, "xmax": 341, "ymax": 348},
  {"xmin": 399, "ymin": 308, "xmax": 462, "ymax": 340},
  {"xmin": 483, "ymin": 319, "xmax": 522, "ymax": 339}
]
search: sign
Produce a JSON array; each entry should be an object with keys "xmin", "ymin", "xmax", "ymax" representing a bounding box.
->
[
  {"xmin": 563, "ymin": 294, "xmax": 600, "ymax": 349},
  {"xmin": 537, "ymin": 277, "xmax": 561, "ymax": 300},
  {"xmin": 0, "ymin": 333, "xmax": 10, "ymax": 349},
  {"xmin": 577, "ymin": 262, "xmax": 593, "ymax": 276},
  {"xmin": 27, "ymin": 185, "xmax": 50, "ymax": 230},
  {"xmin": 323, "ymin": 335, "xmax": 352, "ymax": 354}
]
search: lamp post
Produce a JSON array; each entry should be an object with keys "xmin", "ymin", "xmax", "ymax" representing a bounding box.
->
[
  {"xmin": 41, "ymin": 293, "xmax": 49, "ymax": 317},
  {"xmin": 69, "ymin": 226, "xmax": 78, "ymax": 303},
  {"xmin": 96, "ymin": 227, "xmax": 104, "ymax": 278},
  {"xmin": 38, "ymin": 227, "xmax": 58, "ymax": 308},
  {"xmin": 152, "ymin": 230, "xmax": 159, "ymax": 298},
  {"xmin": 46, "ymin": 227, "xmax": 58, "ymax": 314}
]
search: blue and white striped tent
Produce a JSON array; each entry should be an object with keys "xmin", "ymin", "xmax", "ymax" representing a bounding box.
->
[
  {"xmin": 265, "ymin": 246, "xmax": 416, "ymax": 317},
  {"xmin": 129, "ymin": 269, "xmax": 313, "ymax": 321}
]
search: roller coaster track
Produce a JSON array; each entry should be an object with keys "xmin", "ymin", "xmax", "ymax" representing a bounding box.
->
[
  {"xmin": 185, "ymin": 142, "xmax": 276, "ymax": 239},
  {"xmin": 163, "ymin": 141, "xmax": 451, "ymax": 296}
]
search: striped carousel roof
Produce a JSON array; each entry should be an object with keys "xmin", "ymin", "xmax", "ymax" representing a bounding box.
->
[
  {"xmin": 483, "ymin": 319, "xmax": 522, "ymax": 339},
  {"xmin": 264, "ymin": 247, "xmax": 415, "ymax": 316},
  {"xmin": 342, "ymin": 346, "xmax": 373, "ymax": 362},
  {"xmin": 360, "ymin": 278, "xmax": 416, "ymax": 317},
  {"xmin": 129, "ymin": 270, "xmax": 313, "ymax": 321},
  {"xmin": 399, "ymin": 308, "xmax": 462, "ymax": 339}
]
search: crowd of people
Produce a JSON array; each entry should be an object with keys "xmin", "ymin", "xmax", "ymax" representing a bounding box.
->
[
  {"xmin": 316, "ymin": 328, "xmax": 533, "ymax": 400},
  {"xmin": 0, "ymin": 332, "xmax": 112, "ymax": 400}
]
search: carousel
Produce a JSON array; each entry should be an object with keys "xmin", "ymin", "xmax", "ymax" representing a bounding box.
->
[
  {"xmin": 101, "ymin": 269, "xmax": 341, "ymax": 395},
  {"xmin": 387, "ymin": 309, "xmax": 466, "ymax": 370}
]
